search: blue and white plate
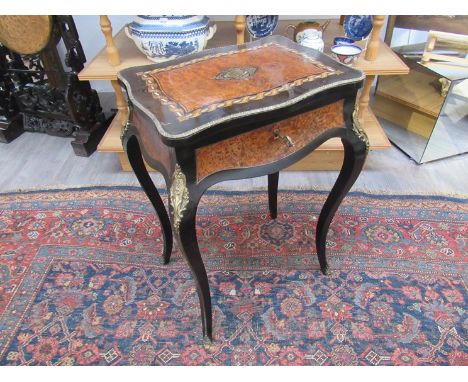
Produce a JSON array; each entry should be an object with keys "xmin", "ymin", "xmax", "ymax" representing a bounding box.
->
[
  {"xmin": 246, "ymin": 15, "xmax": 279, "ymax": 38},
  {"xmin": 344, "ymin": 15, "xmax": 373, "ymax": 41}
]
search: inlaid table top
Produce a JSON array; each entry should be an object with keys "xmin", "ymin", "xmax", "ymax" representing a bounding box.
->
[{"xmin": 118, "ymin": 35, "xmax": 364, "ymax": 143}]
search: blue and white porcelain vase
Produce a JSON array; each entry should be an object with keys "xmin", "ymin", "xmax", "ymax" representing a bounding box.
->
[{"xmin": 125, "ymin": 15, "xmax": 217, "ymax": 63}]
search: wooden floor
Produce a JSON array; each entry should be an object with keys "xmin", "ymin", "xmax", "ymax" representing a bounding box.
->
[{"xmin": 1, "ymin": 119, "xmax": 467, "ymax": 196}]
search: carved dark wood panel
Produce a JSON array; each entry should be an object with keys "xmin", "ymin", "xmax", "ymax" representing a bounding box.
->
[{"xmin": 0, "ymin": 15, "xmax": 111, "ymax": 155}]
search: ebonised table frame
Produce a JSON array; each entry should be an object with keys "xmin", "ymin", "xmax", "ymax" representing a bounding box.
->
[{"xmin": 118, "ymin": 37, "xmax": 369, "ymax": 341}]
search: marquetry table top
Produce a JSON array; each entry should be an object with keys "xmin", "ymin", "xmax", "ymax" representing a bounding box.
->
[{"xmin": 118, "ymin": 35, "xmax": 364, "ymax": 143}]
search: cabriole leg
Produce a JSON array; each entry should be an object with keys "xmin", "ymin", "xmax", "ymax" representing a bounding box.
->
[
  {"xmin": 316, "ymin": 131, "xmax": 367, "ymax": 275},
  {"xmin": 169, "ymin": 165, "xmax": 213, "ymax": 341},
  {"xmin": 125, "ymin": 134, "xmax": 173, "ymax": 264},
  {"xmin": 177, "ymin": 203, "xmax": 213, "ymax": 341}
]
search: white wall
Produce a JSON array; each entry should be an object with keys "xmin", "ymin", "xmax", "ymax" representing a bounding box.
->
[{"xmin": 74, "ymin": 16, "xmax": 131, "ymax": 66}]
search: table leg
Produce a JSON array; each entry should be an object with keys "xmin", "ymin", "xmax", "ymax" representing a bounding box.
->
[
  {"xmin": 124, "ymin": 134, "xmax": 173, "ymax": 264},
  {"xmin": 177, "ymin": 203, "xmax": 213, "ymax": 341},
  {"xmin": 316, "ymin": 129, "xmax": 367, "ymax": 275},
  {"xmin": 357, "ymin": 75, "xmax": 375, "ymax": 120},
  {"xmin": 268, "ymin": 172, "xmax": 279, "ymax": 219},
  {"xmin": 111, "ymin": 79, "xmax": 129, "ymax": 125},
  {"xmin": 169, "ymin": 164, "xmax": 213, "ymax": 340}
]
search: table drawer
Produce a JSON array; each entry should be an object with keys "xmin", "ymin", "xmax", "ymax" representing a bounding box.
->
[{"xmin": 195, "ymin": 99, "xmax": 345, "ymax": 182}]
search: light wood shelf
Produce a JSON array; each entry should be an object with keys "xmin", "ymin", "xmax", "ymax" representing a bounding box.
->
[
  {"xmin": 97, "ymin": 110, "xmax": 126, "ymax": 152},
  {"xmin": 79, "ymin": 20, "xmax": 409, "ymax": 81},
  {"xmin": 80, "ymin": 18, "xmax": 408, "ymax": 170}
]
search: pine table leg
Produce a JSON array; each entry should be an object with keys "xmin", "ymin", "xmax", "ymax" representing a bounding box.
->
[
  {"xmin": 111, "ymin": 79, "xmax": 129, "ymax": 129},
  {"xmin": 358, "ymin": 74, "xmax": 375, "ymax": 121}
]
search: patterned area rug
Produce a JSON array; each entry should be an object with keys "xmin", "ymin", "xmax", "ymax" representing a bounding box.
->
[{"xmin": 0, "ymin": 186, "xmax": 466, "ymax": 366}]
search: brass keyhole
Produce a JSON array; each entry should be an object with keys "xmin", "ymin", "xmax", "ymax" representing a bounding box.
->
[{"xmin": 273, "ymin": 129, "xmax": 294, "ymax": 147}]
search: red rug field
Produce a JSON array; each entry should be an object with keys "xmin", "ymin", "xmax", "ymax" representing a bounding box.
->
[{"xmin": 0, "ymin": 186, "xmax": 466, "ymax": 365}]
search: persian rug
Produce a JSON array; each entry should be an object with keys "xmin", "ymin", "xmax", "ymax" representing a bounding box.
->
[{"xmin": 0, "ymin": 186, "xmax": 466, "ymax": 366}]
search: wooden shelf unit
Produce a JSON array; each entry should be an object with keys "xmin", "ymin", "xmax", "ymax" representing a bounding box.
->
[
  {"xmin": 79, "ymin": 20, "xmax": 409, "ymax": 81},
  {"xmin": 78, "ymin": 17, "xmax": 409, "ymax": 171}
]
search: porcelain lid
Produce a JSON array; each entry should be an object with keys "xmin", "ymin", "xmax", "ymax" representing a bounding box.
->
[{"xmin": 129, "ymin": 16, "xmax": 210, "ymax": 34}]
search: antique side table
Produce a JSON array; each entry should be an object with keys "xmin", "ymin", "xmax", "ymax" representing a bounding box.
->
[{"xmin": 118, "ymin": 35, "xmax": 368, "ymax": 341}]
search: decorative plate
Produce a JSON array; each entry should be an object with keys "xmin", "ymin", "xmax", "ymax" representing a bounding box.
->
[
  {"xmin": 246, "ymin": 15, "xmax": 279, "ymax": 38},
  {"xmin": 343, "ymin": 15, "xmax": 373, "ymax": 41}
]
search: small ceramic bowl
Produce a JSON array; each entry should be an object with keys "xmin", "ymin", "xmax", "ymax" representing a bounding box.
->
[
  {"xmin": 333, "ymin": 36, "xmax": 355, "ymax": 46},
  {"xmin": 330, "ymin": 44, "xmax": 362, "ymax": 65}
]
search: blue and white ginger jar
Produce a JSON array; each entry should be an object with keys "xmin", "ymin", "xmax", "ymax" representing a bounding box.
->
[{"xmin": 125, "ymin": 15, "xmax": 217, "ymax": 62}]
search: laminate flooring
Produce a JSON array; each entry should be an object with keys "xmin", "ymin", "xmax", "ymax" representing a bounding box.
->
[
  {"xmin": 1, "ymin": 128, "xmax": 467, "ymax": 196},
  {"xmin": 1, "ymin": 93, "xmax": 467, "ymax": 196}
]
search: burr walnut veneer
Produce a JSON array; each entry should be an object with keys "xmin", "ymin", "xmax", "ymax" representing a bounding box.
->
[{"xmin": 118, "ymin": 35, "xmax": 368, "ymax": 341}]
